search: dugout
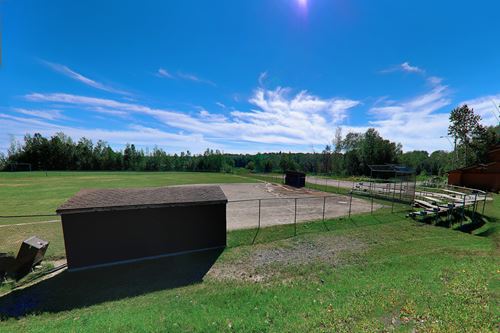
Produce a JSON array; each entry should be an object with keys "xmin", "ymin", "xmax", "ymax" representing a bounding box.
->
[
  {"xmin": 285, "ymin": 171, "xmax": 306, "ymax": 188},
  {"xmin": 56, "ymin": 185, "xmax": 227, "ymax": 271}
]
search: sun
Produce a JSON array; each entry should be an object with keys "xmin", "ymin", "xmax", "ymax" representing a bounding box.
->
[{"xmin": 298, "ymin": 0, "xmax": 308, "ymax": 7}]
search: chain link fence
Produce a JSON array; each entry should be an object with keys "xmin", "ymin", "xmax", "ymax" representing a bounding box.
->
[{"xmin": 227, "ymin": 192, "xmax": 374, "ymax": 244}]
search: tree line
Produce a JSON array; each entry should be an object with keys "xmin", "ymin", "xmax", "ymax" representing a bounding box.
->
[{"xmin": 2, "ymin": 104, "xmax": 498, "ymax": 176}]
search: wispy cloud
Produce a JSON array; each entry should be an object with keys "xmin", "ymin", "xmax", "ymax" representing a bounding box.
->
[
  {"xmin": 381, "ymin": 61, "xmax": 425, "ymax": 75},
  {"xmin": 367, "ymin": 82, "xmax": 452, "ymax": 151},
  {"xmin": 400, "ymin": 62, "xmax": 423, "ymax": 74},
  {"xmin": 42, "ymin": 60, "xmax": 130, "ymax": 95},
  {"xmin": 177, "ymin": 72, "xmax": 216, "ymax": 86},
  {"xmin": 156, "ymin": 68, "xmax": 174, "ymax": 79},
  {"xmin": 0, "ymin": 113, "xmax": 217, "ymax": 152},
  {"xmin": 155, "ymin": 67, "xmax": 216, "ymax": 86},
  {"xmin": 12, "ymin": 108, "xmax": 66, "ymax": 121},
  {"xmin": 460, "ymin": 94, "xmax": 500, "ymax": 125},
  {"xmin": 24, "ymin": 86, "xmax": 360, "ymax": 147},
  {"xmin": 258, "ymin": 71, "xmax": 268, "ymax": 86}
]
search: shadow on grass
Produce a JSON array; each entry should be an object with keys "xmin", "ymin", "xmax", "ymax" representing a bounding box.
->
[
  {"xmin": 476, "ymin": 225, "xmax": 500, "ymax": 237},
  {"xmin": 0, "ymin": 248, "xmax": 223, "ymax": 319}
]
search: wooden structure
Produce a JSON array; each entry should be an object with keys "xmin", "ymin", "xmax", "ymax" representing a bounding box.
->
[
  {"xmin": 57, "ymin": 185, "xmax": 227, "ymax": 271},
  {"xmin": 448, "ymin": 144, "xmax": 500, "ymax": 192},
  {"xmin": 285, "ymin": 171, "xmax": 306, "ymax": 188}
]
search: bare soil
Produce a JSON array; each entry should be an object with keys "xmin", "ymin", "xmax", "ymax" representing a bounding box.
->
[{"xmin": 208, "ymin": 234, "xmax": 366, "ymax": 282}]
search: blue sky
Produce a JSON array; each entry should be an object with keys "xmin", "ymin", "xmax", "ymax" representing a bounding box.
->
[{"xmin": 1, "ymin": 0, "xmax": 499, "ymax": 154}]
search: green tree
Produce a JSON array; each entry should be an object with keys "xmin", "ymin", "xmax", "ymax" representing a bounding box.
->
[
  {"xmin": 399, "ymin": 151, "xmax": 429, "ymax": 174},
  {"xmin": 246, "ymin": 161, "xmax": 255, "ymax": 171},
  {"xmin": 321, "ymin": 145, "xmax": 332, "ymax": 174},
  {"xmin": 448, "ymin": 104, "xmax": 484, "ymax": 167}
]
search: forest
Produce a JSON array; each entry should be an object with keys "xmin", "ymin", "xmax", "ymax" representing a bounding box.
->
[{"xmin": 2, "ymin": 105, "xmax": 498, "ymax": 177}]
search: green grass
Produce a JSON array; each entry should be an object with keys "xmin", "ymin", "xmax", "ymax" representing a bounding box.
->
[
  {"xmin": 1, "ymin": 208, "xmax": 498, "ymax": 332},
  {"xmin": 0, "ymin": 171, "xmax": 256, "ymax": 225},
  {"xmin": 0, "ymin": 172, "xmax": 498, "ymax": 332}
]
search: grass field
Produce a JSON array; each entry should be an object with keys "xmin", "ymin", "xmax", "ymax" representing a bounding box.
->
[
  {"xmin": 0, "ymin": 171, "xmax": 258, "ymax": 262},
  {"xmin": 0, "ymin": 172, "xmax": 499, "ymax": 332},
  {"xmin": 0, "ymin": 171, "xmax": 257, "ymax": 225}
]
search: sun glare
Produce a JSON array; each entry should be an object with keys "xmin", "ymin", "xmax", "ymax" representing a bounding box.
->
[{"xmin": 298, "ymin": 0, "xmax": 308, "ymax": 7}]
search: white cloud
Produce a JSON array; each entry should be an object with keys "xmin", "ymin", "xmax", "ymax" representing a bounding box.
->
[
  {"xmin": 460, "ymin": 94, "xmax": 500, "ymax": 126},
  {"xmin": 18, "ymin": 72, "xmax": 498, "ymax": 154},
  {"xmin": 381, "ymin": 61, "xmax": 425, "ymax": 75},
  {"xmin": 177, "ymin": 72, "xmax": 216, "ymax": 86},
  {"xmin": 42, "ymin": 60, "xmax": 130, "ymax": 95},
  {"xmin": 156, "ymin": 68, "xmax": 174, "ymax": 79},
  {"xmin": 215, "ymin": 102, "xmax": 227, "ymax": 109},
  {"xmin": 155, "ymin": 68, "xmax": 216, "ymax": 86},
  {"xmin": 427, "ymin": 76, "xmax": 443, "ymax": 86},
  {"xmin": 400, "ymin": 62, "xmax": 423, "ymax": 74},
  {"xmin": 23, "ymin": 88, "xmax": 360, "ymax": 147},
  {"xmin": 258, "ymin": 71, "xmax": 268, "ymax": 86},
  {"xmin": 0, "ymin": 113, "xmax": 217, "ymax": 152},
  {"xmin": 13, "ymin": 108, "xmax": 66, "ymax": 121},
  {"xmin": 367, "ymin": 83, "xmax": 453, "ymax": 151}
]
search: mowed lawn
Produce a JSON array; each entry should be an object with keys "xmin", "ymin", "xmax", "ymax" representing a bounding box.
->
[
  {"xmin": 0, "ymin": 171, "xmax": 257, "ymax": 259},
  {"xmin": 0, "ymin": 171, "xmax": 257, "ymax": 223},
  {"xmin": 0, "ymin": 209, "xmax": 498, "ymax": 332},
  {"xmin": 0, "ymin": 172, "xmax": 498, "ymax": 332}
]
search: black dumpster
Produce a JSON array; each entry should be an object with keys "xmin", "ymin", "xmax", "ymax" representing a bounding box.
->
[
  {"xmin": 57, "ymin": 185, "xmax": 227, "ymax": 271},
  {"xmin": 285, "ymin": 171, "xmax": 306, "ymax": 188}
]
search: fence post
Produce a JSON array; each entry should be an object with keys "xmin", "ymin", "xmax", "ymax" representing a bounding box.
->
[
  {"xmin": 294, "ymin": 198, "xmax": 297, "ymax": 236},
  {"xmin": 446, "ymin": 204, "xmax": 452, "ymax": 228},
  {"xmin": 472, "ymin": 192, "xmax": 478, "ymax": 220},
  {"xmin": 461, "ymin": 195, "xmax": 466, "ymax": 226},
  {"xmin": 322, "ymin": 196, "xmax": 328, "ymax": 231},
  {"xmin": 391, "ymin": 181, "xmax": 396, "ymax": 213},
  {"xmin": 482, "ymin": 194, "xmax": 487, "ymax": 215},
  {"xmin": 348, "ymin": 191, "xmax": 353, "ymax": 218},
  {"xmin": 370, "ymin": 181, "xmax": 374, "ymax": 214},
  {"xmin": 252, "ymin": 199, "xmax": 261, "ymax": 245}
]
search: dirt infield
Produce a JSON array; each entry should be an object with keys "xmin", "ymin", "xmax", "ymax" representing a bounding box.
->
[{"xmin": 220, "ymin": 183, "xmax": 379, "ymax": 230}]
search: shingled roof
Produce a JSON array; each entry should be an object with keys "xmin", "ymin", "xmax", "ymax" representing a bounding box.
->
[{"xmin": 56, "ymin": 185, "xmax": 227, "ymax": 214}]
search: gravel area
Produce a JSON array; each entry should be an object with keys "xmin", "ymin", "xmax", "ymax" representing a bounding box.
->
[
  {"xmin": 208, "ymin": 234, "xmax": 366, "ymax": 282},
  {"xmin": 220, "ymin": 183, "xmax": 380, "ymax": 230}
]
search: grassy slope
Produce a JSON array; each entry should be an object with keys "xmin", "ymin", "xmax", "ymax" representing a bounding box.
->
[
  {"xmin": 0, "ymin": 208, "xmax": 498, "ymax": 331},
  {"xmin": 0, "ymin": 173, "xmax": 498, "ymax": 332}
]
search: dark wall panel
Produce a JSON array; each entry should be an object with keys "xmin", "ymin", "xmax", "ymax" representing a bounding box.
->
[
  {"xmin": 462, "ymin": 173, "xmax": 500, "ymax": 192},
  {"xmin": 61, "ymin": 204, "xmax": 226, "ymax": 270}
]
